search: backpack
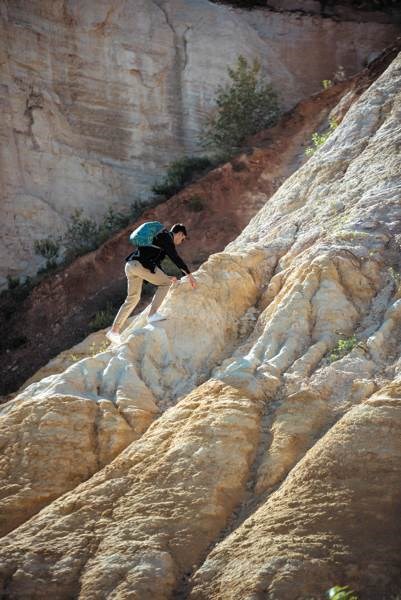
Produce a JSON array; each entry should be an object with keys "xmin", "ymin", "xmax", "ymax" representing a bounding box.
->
[{"xmin": 129, "ymin": 221, "xmax": 165, "ymax": 247}]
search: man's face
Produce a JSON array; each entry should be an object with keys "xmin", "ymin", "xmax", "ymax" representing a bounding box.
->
[{"xmin": 174, "ymin": 232, "xmax": 186, "ymax": 245}]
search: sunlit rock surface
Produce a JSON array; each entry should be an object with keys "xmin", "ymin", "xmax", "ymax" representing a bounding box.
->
[{"xmin": 0, "ymin": 49, "xmax": 401, "ymax": 600}]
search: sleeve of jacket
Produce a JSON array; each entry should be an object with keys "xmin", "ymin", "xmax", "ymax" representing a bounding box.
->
[{"xmin": 158, "ymin": 232, "xmax": 190, "ymax": 275}]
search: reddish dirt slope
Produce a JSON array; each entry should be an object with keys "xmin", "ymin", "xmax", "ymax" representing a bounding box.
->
[{"xmin": 1, "ymin": 41, "xmax": 399, "ymax": 396}]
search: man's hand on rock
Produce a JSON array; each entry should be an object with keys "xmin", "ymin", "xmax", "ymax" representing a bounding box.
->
[{"xmin": 188, "ymin": 274, "xmax": 197, "ymax": 289}]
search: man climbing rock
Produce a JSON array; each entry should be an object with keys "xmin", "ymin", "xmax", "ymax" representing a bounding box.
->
[{"xmin": 106, "ymin": 223, "xmax": 196, "ymax": 344}]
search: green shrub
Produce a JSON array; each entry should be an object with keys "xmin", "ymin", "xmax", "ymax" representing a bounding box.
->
[
  {"xmin": 98, "ymin": 207, "xmax": 130, "ymax": 236},
  {"xmin": 89, "ymin": 302, "xmax": 115, "ymax": 332},
  {"xmin": 63, "ymin": 209, "xmax": 100, "ymax": 258},
  {"xmin": 152, "ymin": 156, "xmax": 212, "ymax": 198},
  {"xmin": 201, "ymin": 55, "xmax": 279, "ymax": 157},
  {"xmin": 305, "ymin": 118, "xmax": 338, "ymax": 156},
  {"xmin": 322, "ymin": 79, "xmax": 333, "ymax": 90},
  {"xmin": 64, "ymin": 207, "xmax": 129, "ymax": 260},
  {"xmin": 34, "ymin": 238, "xmax": 60, "ymax": 260},
  {"xmin": 186, "ymin": 195, "xmax": 205, "ymax": 212},
  {"xmin": 329, "ymin": 335, "xmax": 357, "ymax": 362},
  {"xmin": 327, "ymin": 586, "xmax": 358, "ymax": 600},
  {"xmin": 34, "ymin": 238, "xmax": 61, "ymax": 273}
]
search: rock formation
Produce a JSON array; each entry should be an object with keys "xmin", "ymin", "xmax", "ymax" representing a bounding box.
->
[
  {"xmin": 2, "ymin": 41, "xmax": 398, "ymax": 397},
  {"xmin": 1, "ymin": 0, "xmax": 399, "ymax": 285},
  {"xmin": 0, "ymin": 44, "xmax": 400, "ymax": 600}
]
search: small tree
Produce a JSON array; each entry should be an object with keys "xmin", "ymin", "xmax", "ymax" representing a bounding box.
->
[
  {"xmin": 201, "ymin": 55, "xmax": 279, "ymax": 157},
  {"xmin": 34, "ymin": 238, "xmax": 60, "ymax": 272},
  {"xmin": 63, "ymin": 209, "xmax": 100, "ymax": 258},
  {"xmin": 152, "ymin": 156, "xmax": 212, "ymax": 198}
]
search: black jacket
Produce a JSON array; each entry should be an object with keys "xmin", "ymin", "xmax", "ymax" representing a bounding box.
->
[{"xmin": 126, "ymin": 230, "xmax": 190, "ymax": 275}]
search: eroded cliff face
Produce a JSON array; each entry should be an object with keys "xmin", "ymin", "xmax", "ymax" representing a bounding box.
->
[
  {"xmin": 0, "ymin": 46, "xmax": 400, "ymax": 600},
  {"xmin": 1, "ymin": 0, "xmax": 399, "ymax": 285}
]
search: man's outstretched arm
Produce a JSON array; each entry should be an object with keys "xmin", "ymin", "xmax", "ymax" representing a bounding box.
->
[
  {"xmin": 158, "ymin": 231, "xmax": 196, "ymax": 288},
  {"xmin": 159, "ymin": 232, "xmax": 190, "ymax": 275}
]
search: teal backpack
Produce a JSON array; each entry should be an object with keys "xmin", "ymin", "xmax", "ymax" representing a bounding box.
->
[{"xmin": 129, "ymin": 221, "xmax": 165, "ymax": 247}]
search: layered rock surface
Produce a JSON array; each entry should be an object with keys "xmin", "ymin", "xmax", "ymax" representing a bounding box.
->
[
  {"xmin": 0, "ymin": 47, "xmax": 401, "ymax": 600},
  {"xmin": 3, "ymin": 41, "xmax": 398, "ymax": 397},
  {"xmin": 1, "ymin": 0, "xmax": 399, "ymax": 284}
]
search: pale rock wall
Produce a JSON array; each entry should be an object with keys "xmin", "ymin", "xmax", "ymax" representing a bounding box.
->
[
  {"xmin": 0, "ymin": 42, "xmax": 401, "ymax": 600},
  {"xmin": 0, "ymin": 0, "xmax": 398, "ymax": 285}
]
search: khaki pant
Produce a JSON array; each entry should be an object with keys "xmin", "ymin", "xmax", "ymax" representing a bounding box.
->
[{"xmin": 112, "ymin": 260, "xmax": 171, "ymax": 330}]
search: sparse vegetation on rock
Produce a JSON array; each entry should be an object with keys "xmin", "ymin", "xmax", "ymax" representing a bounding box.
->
[
  {"xmin": 329, "ymin": 335, "xmax": 358, "ymax": 362},
  {"xmin": 327, "ymin": 586, "xmax": 358, "ymax": 600},
  {"xmin": 305, "ymin": 117, "xmax": 338, "ymax": 156},
  {"xmin": 322, "ymin": 79, "xmax": 333, "ymax": 89}
]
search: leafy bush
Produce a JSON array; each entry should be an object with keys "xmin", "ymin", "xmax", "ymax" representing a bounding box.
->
[
  {"xmin": 99, "ymin": 206, "xmax": 130, "ymax": 235},
  {"xmin": 34, "ymin": 238, "xmax": 60, "ymax": 260},
  {"xmin": 201, "ymin": 55, "xmax": 279, "ymax": 157},
  {"xmin": 329, "ymin": 335, "xmax": 357, "ymax": 362},
  {"xmin": 327, "ymin": 586, "xmax": 358, "ymax": 600},
  {"xmin": 152, "ymin": 156, "xmax": 212, "ymax": 198},
  {"xmin": 64, "ymin": 207, "xmax": 129, "ymax": 260},
  {"xmin": 88, "ymin": 302, "xmax": 115, "ymax": 332},
  {"xmin": 34, "ymin": 238, "xmax": 61, "ymax": 272},
  {"xmin": 305, "ymin": 118, "xmax": 338, "ymax": 156},
  {"xmin": 322, "ymin": 79, "xmax": 333, "ymax": 90},
  {"xmin": 63, "ymin": 209, "xmax": 100, "ymax": 258}
]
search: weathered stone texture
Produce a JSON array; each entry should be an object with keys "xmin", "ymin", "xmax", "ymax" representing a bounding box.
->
[
  {"xmin": 0, "ymin": 0, "xmax": 398, "ymax": 284},
  {"xmin": 190, "ymin": 383, "xmax": 401, "ymax": 599},
  {"xmin": 0, "ymin": 39, "xmax": 401, "ymax": 600}
]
